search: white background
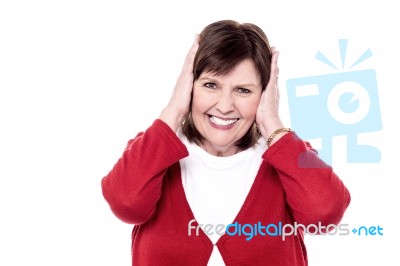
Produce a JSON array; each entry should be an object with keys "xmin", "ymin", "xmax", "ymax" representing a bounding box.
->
[{"xmin": 1, "ymin": 0, "xmax": 399, "ymax": 265}]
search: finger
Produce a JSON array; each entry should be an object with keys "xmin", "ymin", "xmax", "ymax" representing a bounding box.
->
[
  {"xmin": 188, "ymin": 33, "xmax": 200, "ymax": 59},
  {"xmin": 265, "ymin": 49, "xmax": 279, "ymax": 93},
  {"xmin": 270, "ymin": 50, "xmax": 279, "ymax": 81},
  {"xmin": 182, "ymin": 34, "xmax": 200, "ymax": 73},
  {"xmin": 276, "ymin": 86, "xmax": 280, "ymax": 110}
]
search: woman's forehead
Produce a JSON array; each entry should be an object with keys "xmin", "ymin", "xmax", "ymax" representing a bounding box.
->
[{"xmin": 199, "ymin": 60, "xmax": 261, "ymax": 87}]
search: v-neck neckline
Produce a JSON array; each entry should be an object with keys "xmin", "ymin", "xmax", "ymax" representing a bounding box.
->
[{"xmin": 173, "ymin": 160, "xmax": 265, "ymax": 246}]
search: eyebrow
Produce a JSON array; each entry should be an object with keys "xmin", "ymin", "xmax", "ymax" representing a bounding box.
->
[{"xmin": 197, "ymin": 76, "xmax": 259, "ymax": 88}]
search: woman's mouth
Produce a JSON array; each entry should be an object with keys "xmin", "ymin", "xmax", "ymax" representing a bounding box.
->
[{"xmin": 208, "ymin": 115, "xmax": 239, "ymax": 127}]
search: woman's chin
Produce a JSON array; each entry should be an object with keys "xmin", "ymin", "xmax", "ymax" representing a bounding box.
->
[{"xmin": 201, "ymin": 140, "xmax": 238, "ymax": 156}]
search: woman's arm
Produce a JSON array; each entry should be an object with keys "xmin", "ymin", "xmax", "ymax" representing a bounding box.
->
[
  {"xmin": 263, "ymin": 132, "xmax": 351, "ymax": 228},
  {"xmin": 256, "ymin": 48, "xmax": 350, "ymax": 227},
  {"xmin": 101, "ymin": 119, "xmax": 188, "ymax": 224},
  {"xmin": 102, "ymin": 35, "xmax": 199, "ymax": 224}
]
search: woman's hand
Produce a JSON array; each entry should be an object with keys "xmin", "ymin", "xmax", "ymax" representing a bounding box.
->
[
  {"xmin": 256, "ymin": 48, "xmax": 288, "ymax": 146},
  {"xmin": 159, "ymin": 34, "xmax": 199, "ymax": 132}
]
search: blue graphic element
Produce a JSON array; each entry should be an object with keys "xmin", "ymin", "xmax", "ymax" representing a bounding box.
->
[
  {"xmin": 286, "ymin": 39, "xmax": 382, "ymax": 165},
  {"xmin": 352, "ymin": 225, "xmax": 383, "ymax": 236},
  {"xmin": 339, "ymin": 39, "xmax": 348, "ymax": 69}
]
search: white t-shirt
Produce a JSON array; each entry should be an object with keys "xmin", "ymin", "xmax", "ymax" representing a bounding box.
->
[{"xmin": 179, "ymin": 136, "xmax": 267, "ymax": 265}]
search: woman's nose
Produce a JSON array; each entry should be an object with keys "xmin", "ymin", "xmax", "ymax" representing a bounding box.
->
[{"xmin": 216, "ymin": 92, "xmax": 235, "ymax": 114}]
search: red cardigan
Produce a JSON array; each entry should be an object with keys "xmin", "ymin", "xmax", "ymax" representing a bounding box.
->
[{"xmin": 101, "ymin": 119, "xmax": 350, "ymax": 266}]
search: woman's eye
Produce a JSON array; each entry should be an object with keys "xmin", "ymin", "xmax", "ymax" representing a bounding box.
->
[
  {"xmin": 236, "ymin": 88, "xmax": 251, "ymax": 94},
  {"xmin": 204, "ymin": 82, "xmax": 217, "ymax": 89}
]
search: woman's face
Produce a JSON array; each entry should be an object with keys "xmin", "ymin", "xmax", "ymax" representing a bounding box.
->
[{"xmin": 192, "ymin": 59, "xmax": 263, "ymax": 156}]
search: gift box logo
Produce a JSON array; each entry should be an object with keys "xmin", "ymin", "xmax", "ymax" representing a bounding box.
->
[{"xmin": 286, "ymin": 39, "xmax": 382, "ymax": 165}]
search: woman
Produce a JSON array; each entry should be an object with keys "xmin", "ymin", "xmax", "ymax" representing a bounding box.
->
[{"xmin": 101, "ymin": 20, "xmax": 350, "ymax": 266}]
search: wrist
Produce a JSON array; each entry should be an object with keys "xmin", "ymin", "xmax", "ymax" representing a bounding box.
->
[
  {"xmin": 258, "ymin": 117, "xmax": 292, "ymax": 147},
  {"xmin": 258, "ymin": 117, "xmax": 284, "ymax": 139},
  {"xmin": 159, "ymin": 106, "xmax": 185, "ymax": 132},
  {"xmin": 266, "ymin": 128, "xmax": 292, "ymax": 147}
]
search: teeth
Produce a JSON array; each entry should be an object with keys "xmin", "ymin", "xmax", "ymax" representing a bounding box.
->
[{"xmin": 209, "ymin": 116, "xmax": 238, "ymax": 126}]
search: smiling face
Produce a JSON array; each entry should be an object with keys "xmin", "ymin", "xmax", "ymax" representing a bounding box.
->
[{"xmin": 191, "ymin": 59, "xmax": 262, "ymax": 156}]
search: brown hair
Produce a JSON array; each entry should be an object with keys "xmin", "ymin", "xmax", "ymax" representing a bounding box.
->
[{"xmin": 180, "ymin": 20, "xmax": 272, "ymax": 151}]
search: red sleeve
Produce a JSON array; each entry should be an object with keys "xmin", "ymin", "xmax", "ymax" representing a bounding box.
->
[
  {"xmin": 263, "ymin": 132, "xmax": 351, "ymax": 228},
  {"xmin": 101, "ymin": 119, "xmax": 188, "ymax": 224}
]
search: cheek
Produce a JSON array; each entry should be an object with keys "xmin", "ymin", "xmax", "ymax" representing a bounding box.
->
[
  {"xmin": 191, "ymin": 87, "xmax": 211, "ymax": 113},
  {"xmin": 237, "ymin": 96, "xmax": 261, "ymax": 119}
]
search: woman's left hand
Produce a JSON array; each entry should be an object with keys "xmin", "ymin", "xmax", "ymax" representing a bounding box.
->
[{"xmin": 256, "ymin": 48, "xmax": 287, "ymax": 145}]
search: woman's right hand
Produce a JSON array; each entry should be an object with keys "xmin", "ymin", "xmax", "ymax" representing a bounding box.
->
[{"xmin": 159, "ymin": 34, "xmax": 199, "ymax": 132}]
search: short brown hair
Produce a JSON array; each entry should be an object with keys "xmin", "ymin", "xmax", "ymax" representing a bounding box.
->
[{"xmin": 180, "ymin": 20, "xmax": 272, "ymax": 151}]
